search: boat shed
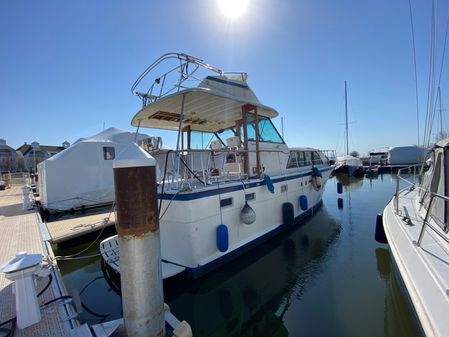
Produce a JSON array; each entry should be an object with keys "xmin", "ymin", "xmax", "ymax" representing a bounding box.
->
[{"xmin": 0, "ymin": 139, "xmax": 19, "ymax": 173}]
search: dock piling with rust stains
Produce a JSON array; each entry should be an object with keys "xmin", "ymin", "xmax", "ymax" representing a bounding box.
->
[{"xmin": 113, "ymin": 143, "xmax": 164, "ymax": 337}]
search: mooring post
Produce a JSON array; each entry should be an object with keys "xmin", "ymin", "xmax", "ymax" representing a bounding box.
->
[{"xmin": 113, "ymin": 143, "xmax": 165, "ymax": 337}]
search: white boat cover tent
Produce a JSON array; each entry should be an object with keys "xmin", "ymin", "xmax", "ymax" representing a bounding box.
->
[
  {"xmin": 388, "ymin": 145, "xmax": 427, "ymax": 165},
  {"xmin": 335, "ymin": 155, "xmax": 363, "ymax": 168},
  {"xmin": 38, "ymin": 127, "xmax": 156, "ymax": 212}
]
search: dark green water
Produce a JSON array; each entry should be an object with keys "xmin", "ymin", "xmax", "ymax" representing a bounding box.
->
[{"xmin": 57, "ymin": 174, "xmax": 421, "ymax": 337}]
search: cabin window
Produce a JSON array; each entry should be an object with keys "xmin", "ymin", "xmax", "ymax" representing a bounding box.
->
[
  {"xmin": 287, "ymin": 152, "xmax": 299, "ymax": 169},
  {"xmin": 298, "ymin": 151, "xmax": 305, "ymax": 166},
  {"xmin": 220, "ymin": 197, "xmax": 233, "ymax": 207},
  {"xmin": 103, "ymin": 147, "xmax": 115, "ymax": 160},
  {"xmin": 245, "ymin": 193, "xmax": 255, "ymax": 201},
  {"xmin": 246, "ymin": 115, "xmax": 284, "ymax": 144},
  {"xmin": 312, "ymin": 151, "xmax": 323, "ymax": 165},
  {"xmin": 304, "ymin": 152, "xmax": 312, "ymax": 166}
]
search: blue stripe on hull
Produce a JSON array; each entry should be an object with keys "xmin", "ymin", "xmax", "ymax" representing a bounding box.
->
[{"xmin": 181, "ymin": 199, "xmax": 323, "ymax": 279}]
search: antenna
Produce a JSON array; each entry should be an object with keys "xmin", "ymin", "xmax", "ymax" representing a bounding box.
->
[{"xmin": 281, "ymin": 117, "xmax": 284, "ymax": 139}]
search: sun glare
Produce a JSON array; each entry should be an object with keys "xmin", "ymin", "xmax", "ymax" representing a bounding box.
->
[{"xmin": 218, "ymin": 0, "xmax": 250, "ymax": 19}]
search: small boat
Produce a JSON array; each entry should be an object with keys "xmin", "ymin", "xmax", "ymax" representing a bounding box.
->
[
  {"xmin": 101, "ymin": 53, "xmax": 334, "ymax": 279},
  {"xmin": 368, "ymin": 148, "xmax": 389, "ymax": 165},
  {"xmin": 381, "ymin": 138, "xmax": 449, "ymax": 337},
  {"xmin": 365, "ymin": 164, "xmax": 380, "ymax": 178},
  {"xmin": 333, "ymin": 155, "xmax": 364, "ymax": 177}
]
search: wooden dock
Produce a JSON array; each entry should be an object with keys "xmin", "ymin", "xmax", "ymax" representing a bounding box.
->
[
  {"xmin": 0, "ymin": 186, "xmax": 73, "ymax": 336},
  {"xmin": 46, "ymin": 211, "xmax": 116, "ymax": 244}
]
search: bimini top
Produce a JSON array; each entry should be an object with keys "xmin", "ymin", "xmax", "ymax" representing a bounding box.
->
[{"xmin": 130, "ymin": 53, "xmax": 279, "ymax": 132}]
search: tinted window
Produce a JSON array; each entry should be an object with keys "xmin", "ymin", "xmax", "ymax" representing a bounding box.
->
[
  {"xmin": 312, "ymin": 151, "xmax": 323, "ymax": 165},
  {"xmin": 103, "ymin": 147, "xmax": 115, "ymax": 160},
  {"xmin": 287, "ymin": 152, "xmax": 299, "ymax": 168},
  {"xmin": 246, "ymin": 115, "xmax": 284, "ymax": 144}
]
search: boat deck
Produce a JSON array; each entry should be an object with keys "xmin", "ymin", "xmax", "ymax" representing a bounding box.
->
[
  {"xmin": 0, "ymin": 186, "xmax": 71, "ymax": 337},
  {"xmin": 384, "ymin": 187, "xmax": 449, "ymax": 337},
  {"xmin": 46, "ymin": 211, "xmax": 116, "ymax": 244}
]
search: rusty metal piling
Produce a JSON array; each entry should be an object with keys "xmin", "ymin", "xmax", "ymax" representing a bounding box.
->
[{"xmin": 113, "ymin": 144, "xmax": 164, "ymax": 337}]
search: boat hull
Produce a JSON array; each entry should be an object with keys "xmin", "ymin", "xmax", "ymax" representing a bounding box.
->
[
  {"xmin": 333, "ymin": 164, "xmax": 364, "ymax": 177},
  {"xmin": 383, "ymin": 189, "xmax": 449, "ymax": 337},
  {"xmin": 102, "ymin": 166, "xmax": 332, "ymax": 279}
]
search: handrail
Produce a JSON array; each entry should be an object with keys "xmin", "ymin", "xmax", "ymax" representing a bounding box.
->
[
  {"xmin": 394, "ymin": 165, "xmax": 449, "ymax": 247},
  {"xmin": 417, "ymin": 192, "xmax": 449, "ymax": 247},
  {"xmin": 154, "ymin": 148, "xmax": 331, "ymax": 190},
  {"xmin": 394, "ymin": 165, "xmax": 424, "ymax": 212}
]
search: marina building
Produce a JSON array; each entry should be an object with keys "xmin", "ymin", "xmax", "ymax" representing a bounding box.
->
[
  {"xmin": 0, "ymin": 139, "xmax": 19, "ymax": 173},
  {"xmin": 16, "ymin": 141, "xmax": 70, "ymax": 172}
]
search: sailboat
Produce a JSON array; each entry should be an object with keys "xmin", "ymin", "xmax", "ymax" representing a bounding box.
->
[
  {"xmin": 381, "ymin": 138, "xmax": 448, "ymax": 337},
  {"xmin": 333, "ymin": 81, "xmax": 364, "ymax": 177}
]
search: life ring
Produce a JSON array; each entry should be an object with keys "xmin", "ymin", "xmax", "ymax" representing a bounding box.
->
[{"xmin": 311, "ymin": 175, "xmax": 322, "ymax": 191}]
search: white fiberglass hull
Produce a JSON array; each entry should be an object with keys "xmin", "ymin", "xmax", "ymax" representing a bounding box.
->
[
  {"xmin": 383, "ymin": 188, "xmax": 449, "ymax": 337},
  {"xmin": 102, "ymin": 166, "xmax": 332, "ymax": 278}
]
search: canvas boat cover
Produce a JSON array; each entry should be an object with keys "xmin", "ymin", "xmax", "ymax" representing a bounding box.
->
[{"xmin": 38, "ymin": 127, "xmax": 155, "ymax": 212}]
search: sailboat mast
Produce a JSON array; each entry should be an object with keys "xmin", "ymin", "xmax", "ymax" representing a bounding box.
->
[
  {"xmin": 345, "ymin": 80, "xmax": 349, "ymax": 156},
  {"xmin": 438, "ymin": 86, "xmax": 443, "ymax": 137}
]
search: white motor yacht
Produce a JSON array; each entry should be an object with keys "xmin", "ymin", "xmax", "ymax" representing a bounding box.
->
[{"xmin": 101, "ymin": 53, "xmax": 334, "ymax": 278}]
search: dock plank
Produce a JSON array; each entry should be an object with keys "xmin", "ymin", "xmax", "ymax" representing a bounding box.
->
[
  {"xmin": 46, "ymin": 211, "xmax": 116, "ymax": 244},
  {"xmin": 0, "ymin": 186, "xmax": 71, "ymax": 337}
]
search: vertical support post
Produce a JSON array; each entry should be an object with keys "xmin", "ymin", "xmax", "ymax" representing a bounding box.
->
[
  {"xmin": 253, "ymin": 106, "xmax": 261, "ymax": 178},
  {"xmin": 241, "ymin": 107, "xmax": 249, "ymax": 176},
  {"xmin": 113, "ymin": 144, "xmax": 165, "ymax": 337},
  {"xmin": 181, "ymin": 130, "xmax": 184, "ymax": 151},
  {"xmin": 235, "ymin": 120, "xmax": 241, "ymax": 140},
  {"xmin": 186, "ymin": 125, "xmax": 191, "ymax": 150},
  {"xmin": 395, "ymin": 173, "xmax": 400, "ymax": 213},
  {"xmin": 417, "ymin": 194, "xmax": 434, "ymax": 247},
  {"xmin": 175, "ymin": 93, "xmax": 186, "ymax": 184}
]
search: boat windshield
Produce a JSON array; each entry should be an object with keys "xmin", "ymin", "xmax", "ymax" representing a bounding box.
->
[
  {"xmin": 247, "ymin": 115, "xmax": 284, "ymax": 144},
  {"xmin": 188, "ymin": 115, "xmax": 284, "ymax": 149},
  {"xmin": 190, "ymin": 132, "xmax": 221, "ymax": 150}
]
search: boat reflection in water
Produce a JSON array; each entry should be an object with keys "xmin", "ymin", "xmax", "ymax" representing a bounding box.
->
[
  {"xmin": 334, "ymin": 173, "xmax": 364, "ymax": 191},
  {"xmin": 100, "ymin": 208, "xmax": 341, "ymax": 336},
  {"xmin": 375, "ymin": 248, "xmax": 421, "ymax": 337}
]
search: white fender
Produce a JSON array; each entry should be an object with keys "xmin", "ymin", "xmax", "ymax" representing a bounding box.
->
[{"xmin": 311, "ymin": 175, "xmax": 322, "ymax": 191}]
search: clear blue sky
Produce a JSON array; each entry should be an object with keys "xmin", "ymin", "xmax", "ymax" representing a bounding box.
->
[{"xmin": 1, "ymin": 0, "xmax": 448, "ymax": 156}]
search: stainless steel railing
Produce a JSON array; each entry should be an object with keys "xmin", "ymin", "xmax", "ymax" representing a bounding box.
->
[
  {"xmin": 416, "ymin": 192, "xmax": 449, "ymax": 246},
  {"xmin": 394, "ymin": 165, "xmax": 449, "ymax": 247},
  {"xmin": 153, "ymin": 148, "xmax": 331, "ymax": 190},
  {"xmin": 394, "ymin": 165, "xmax": 422, "ymax": 212}
]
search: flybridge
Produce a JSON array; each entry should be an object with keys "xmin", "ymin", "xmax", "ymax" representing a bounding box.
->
[{"xmin": 129, "ymin": 53, "xmax": 279, "ymax": 136}]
